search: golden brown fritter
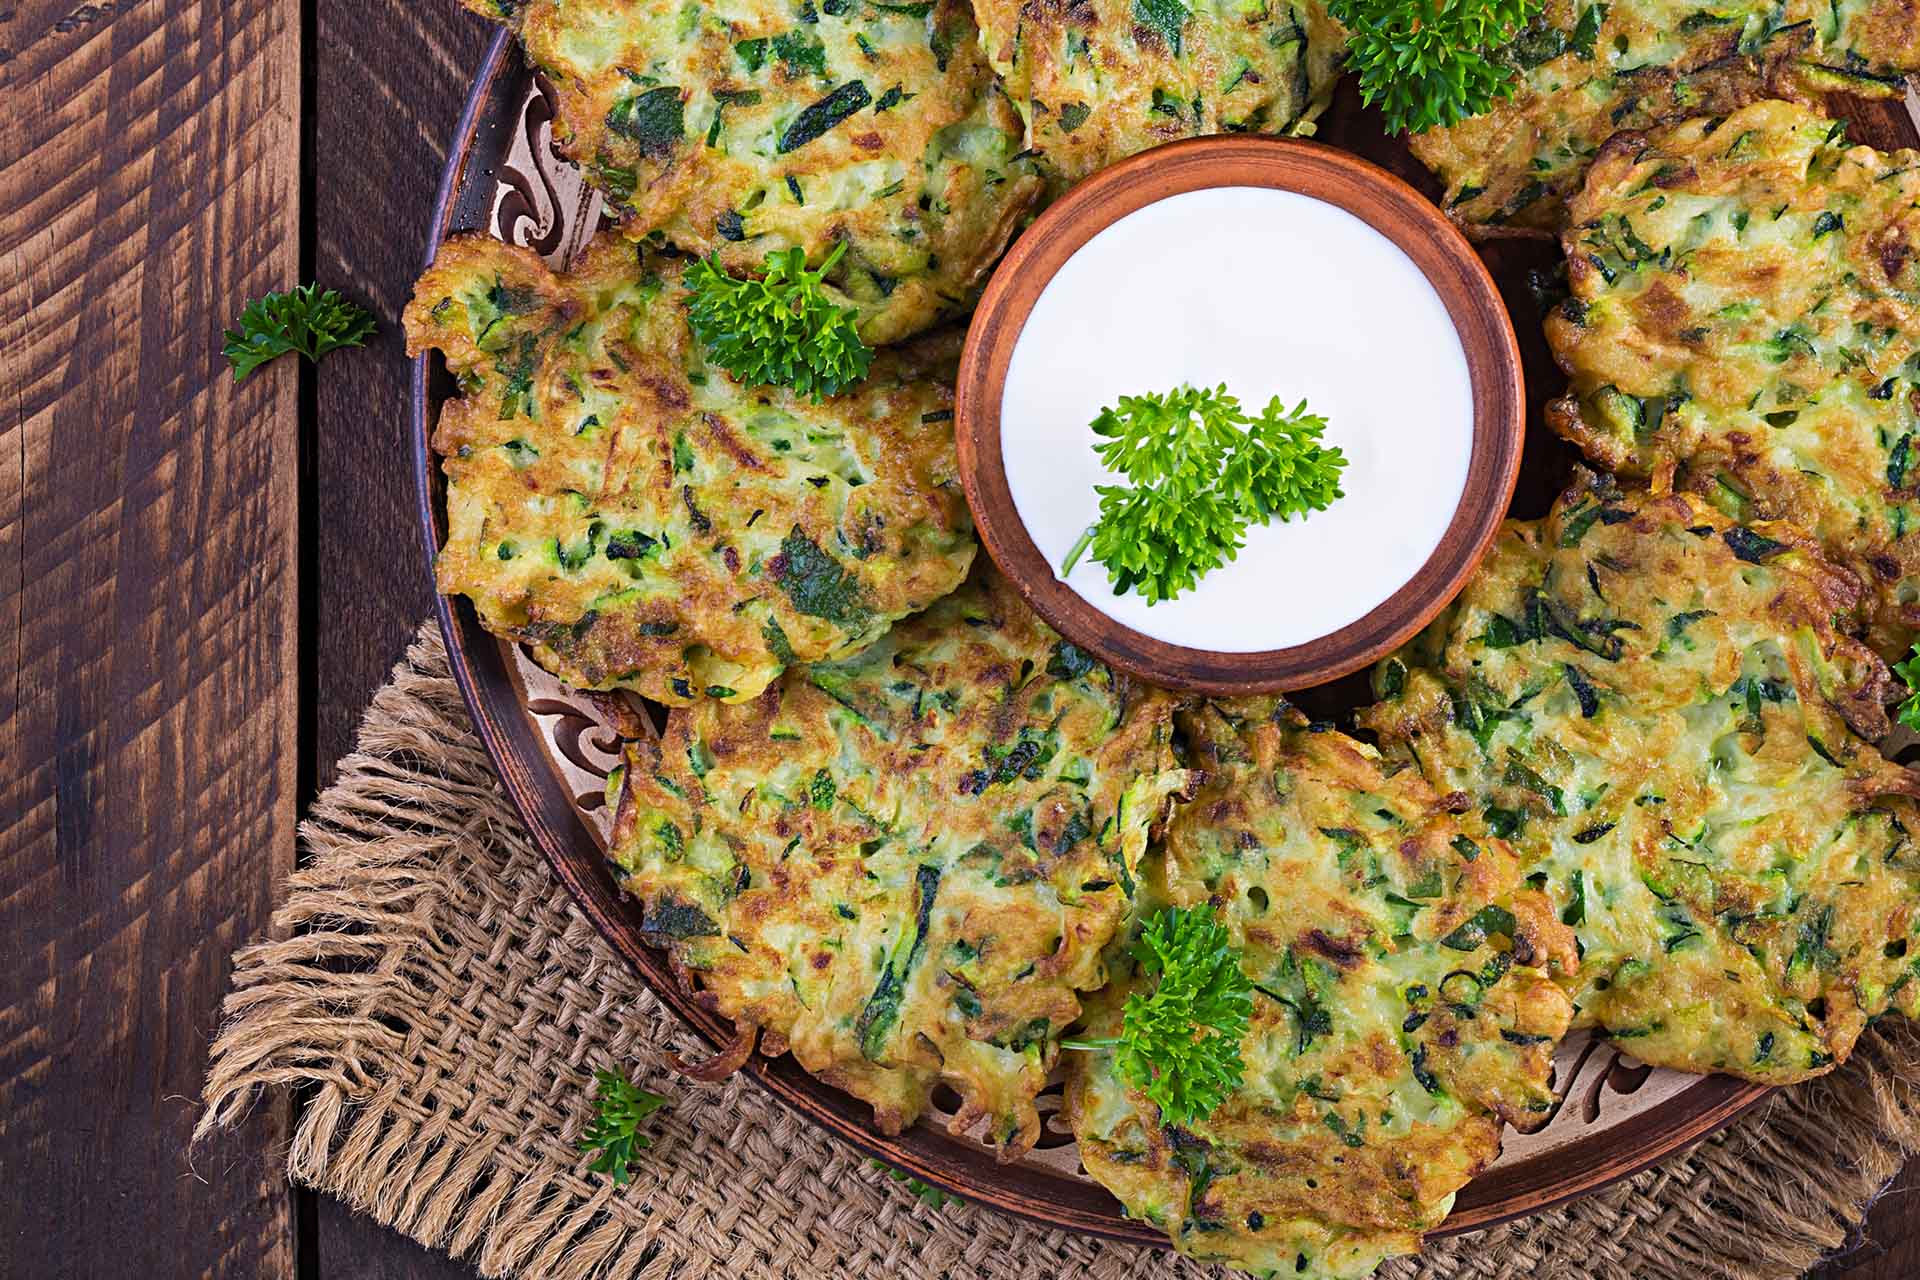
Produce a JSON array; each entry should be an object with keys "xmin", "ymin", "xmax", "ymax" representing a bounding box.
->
[
  {"xmin": 405, "ymin": 232, "xmax": 974, "ymax": 705},
  {"xmin": 1410, "ymin": 0, "xmax": 1920, "ymax": 232},
  {"xmin": 1068, "ymin": 700, "xmax": 1574, "ymax": 1278},
  {"xmin": 453, "ymin": 0, "xmax": 1043, "ymax": 343},
  {"xmin": 1545, "ymin": 99, "xmax": 1920, "ymax": 652},
  {"xmin": 608, "ymin": 566, "xmax": 1192, "ymax": 1152},
  {"xmin": 972, "ymin": 0, "xmax": 1347, "ymax": 190},
  {"xmin": 1361, "ymin": 474, "xmax": 1920, "ymax": 1082}
]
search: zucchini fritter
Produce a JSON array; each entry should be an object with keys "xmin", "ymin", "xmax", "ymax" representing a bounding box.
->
[
  {"xmin": 607, "ymin": 566, "xmax": 1191, "ymax": 1152},
  {"xmin": 971, "ymin": 0, "xmax": 1347, "ymax": 189},
  {"xmin": 1545, "ymin": 100, "xmax": 1920, "ymax": 651},
  {"xmin": 1410, "ymin": 0, "xmax": 1920, "ymax": 231},
  {"xmin": 405, "ymin": 233, "xmax": 974, "ymax": 706},
  {"xmin": 1360, "ymin": 475, "xmax": 1920, "ymax": 1082},
  {"xmin": 454, "ymin": 0, "xmax": 1043, "ymax": 343},
  {"xmin": 1068, "ymin": 700, "xmax": 1574, "ymax": 1278}
]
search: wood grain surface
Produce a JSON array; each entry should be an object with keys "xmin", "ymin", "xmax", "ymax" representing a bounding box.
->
[
  {"xmin": 6, "ymin": 0, "xmax": 1920, "ymax": 1272},
  {"xmin": 0, "ymin": 0, "xmax": 301, "ymax": 1277},
  {"xmin": 308, "ymin": 4, "xmax": 490, "ymax": 1275}
]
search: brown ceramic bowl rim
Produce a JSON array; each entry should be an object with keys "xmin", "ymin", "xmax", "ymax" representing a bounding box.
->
[{"xmin": 955, "ymin": 135, "xmax": 1526, "ymax": 694}]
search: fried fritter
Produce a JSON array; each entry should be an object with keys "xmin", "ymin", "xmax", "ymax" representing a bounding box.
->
[
  {"xmin": 1067, "ymin": 700, "xmax": 1575, "ymax": 1278},
  {"xmin": 971, "ymin": 0, "xmax": 1347, "ymax": 190},
  {"xmin": 1410, "ymin": 0, "xmax": 1920, "ymax": 231},
  {"xmin": 607, "ymin": 566, "xmax": 1191, "ymax": 1152},
  {"xmin": 1545, "ymin": 100, "xmax": 1920, "ymax": 652},
  {"xmin": 404, "ymin": 232, "xmax": 974, "ymax": 706},
  {"xmin": 1359, "ymin": 474, "xmax": 1920, "ymax": 1082},
  {"xmin": 453, "ymin": 0, "xmax": 1042, "ymax": 343}
]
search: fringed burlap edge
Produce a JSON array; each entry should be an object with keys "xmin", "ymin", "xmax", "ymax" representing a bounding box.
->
[{"xmin": 199, "ymin": 620, "xmax": 1920, "ymax": 1280}]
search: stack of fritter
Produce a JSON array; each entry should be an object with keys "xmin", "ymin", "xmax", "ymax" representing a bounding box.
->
[
  {"xmin": 407, "ymin": 1, "xmax": 1920, "ymax": 1274},
  {"xmin": 1545, "ymin": 99, "xmax": 1920, "ymax": 652},
  {"xmin": 1362, "ymin": 476, "xmax": 1920, "ymax": 1081},
  {"xmin": 1411, "ymin": 0, "xmax": 1920, "ymax": 231},
  {"xmin": 972, "ymin": 0, "xmax": 1348, "ymax": 189},
  {"xmin": 405, "ymin": 233, "xmax": 975, "ymax": 704},
  {"xmin": 609, "ymin": 567, "xmax": 1191, "ymax": 1152},
  {"xmin": 454, "ymin": 0, "xmax": 1042, "ymax": 342},
  {"xmin": 1071, "ymin": 700, "xmax": 1574, "ymax": 1276}
]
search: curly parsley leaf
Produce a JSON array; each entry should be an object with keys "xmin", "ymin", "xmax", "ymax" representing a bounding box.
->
[
  {"xmin": 869, "ymin": 1159, "xmax": 954, "ymax": 1209},
  {"xmin": 1062, "ymin": 906, "xmax": 1253, "ymax": 1127},
  {"xmin": 1063, "ymin": 384, "xmax": 1346, "ymax": 605},
  {"xmin": 222, "ymin": 284, "xmax": 376, "ymax": 381},
  {"xmin": 1089, "ymin": 383, "xmax": 1247, "ymax": 485},
  {"xmin": 682, "ymin": 242, "xmax": 872, "ymax": 400},
  {"xmin": 1894, "ymin": 644, "xmax": 1920, "ymax": 733},
  {"xmin": 1225, "ymin": 397, "xmax": 1347, "ymax": 522},
  {"xmin": 1077, "ymin": 475, "xmax": 1252, "ymax": 605},
  {"xmin": 578, "ymin": 1068, "xmax": 671, "ymax": 1185},
  {"xmin": 1328, "ymin": 0, "xmax": 1542, "ymax": 135}
]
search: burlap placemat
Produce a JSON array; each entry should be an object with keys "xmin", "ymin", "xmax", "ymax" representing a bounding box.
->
[{"xmin": 199, "ymin": 621, "xmax": 1920, "ymax": 1280}]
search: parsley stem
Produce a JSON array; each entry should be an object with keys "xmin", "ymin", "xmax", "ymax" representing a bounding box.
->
[
  {"xmin": 1056, "ymin": 1036, "xmax": 1120, "ymax": 1052},
  {"xmin": 1062, "ymin": 525, "xmax": 1095, "ymax": 577}
]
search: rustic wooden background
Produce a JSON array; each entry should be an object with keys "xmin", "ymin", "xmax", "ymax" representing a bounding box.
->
[{"xmin": 2, "ymin": 0, "xmax": 1919, "ymax": 1274}]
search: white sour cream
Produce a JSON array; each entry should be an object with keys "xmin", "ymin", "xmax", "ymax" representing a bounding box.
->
[{"xmin": 1000, "ymin": 185, "xmax": 1474, "ymax": 653}]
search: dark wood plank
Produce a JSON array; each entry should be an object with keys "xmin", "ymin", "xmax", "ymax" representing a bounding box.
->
[
  {"xmin": 308, "ymin": 1, "xmax": 495, "ymax": 1274},
  {"xmin": 0, "ymin": 0, "xmax": 301, "ymax": 1276},
  {"xmin": 309, "ymin": 0, "xmax": 494, "ymax": 791},
  {"xmin": 1808, "ymin": 1160, "xmax": 1920, "ymax": 1279},
  {"xmin": 315, "ymin": 1200, "xmax": 483, "ymax": 1280}
]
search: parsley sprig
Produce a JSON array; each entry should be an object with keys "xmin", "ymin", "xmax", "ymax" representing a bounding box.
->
[
  {"xmin": 1062, "ymin": 906, "xmax": 1253, "ymax": 1127},
  {"xmin": 1063, "ymin": 385, "xmax": 1346, "ymax": 605},
  {"xmin": 1329, "ymin": 0, "xmax": 1542, "ymax": 135},
  {"xmin": 578, "ymin": 1068, "xmax": 671, "ymax": 1185},
  {"xmin": 222, "ymin": 284, "xmax": 376, "ymax": 381},
  {"xmin": 869, "ymin": 1159, "xmax": 954, "ymax": 1210},
  {"xmin": 1894, "ymin": 645, "xmax": 1920, "ymax": 733},
  {"xmin": 683, "ymin": 242, "xmax": 872, "ymax": 400}
]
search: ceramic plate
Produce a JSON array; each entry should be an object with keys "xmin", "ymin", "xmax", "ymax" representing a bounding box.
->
[{"xmin": 413, "ymin": 29, "xmax": 1920, "ymax": 1242}]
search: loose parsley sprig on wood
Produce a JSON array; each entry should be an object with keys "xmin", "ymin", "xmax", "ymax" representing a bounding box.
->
[
  {"xmin": 1894, "ymin": 645, "xmax": 1920, "ymax": 733},
  {"xmin": 1328, "ymin": 0, "xmax": 1542, "ymax": 135},
  {"xmin": 223, "ymin": 284, "xmax": 376, "ymax": 381},
  {"xmin": 1062, "ymin": 385, "xmax": 1346, "ymax": 605},
  {"xmin": 578, "ymin": 1068, "xmax": 671, "ymax": 1185},
  {"xmin": 1061, "ymin": 906, "xmax": 1253, "ymax": 1127},
  {"xmin": 683, "ymin": 242, "xmax": 872, "ymax": 400}
]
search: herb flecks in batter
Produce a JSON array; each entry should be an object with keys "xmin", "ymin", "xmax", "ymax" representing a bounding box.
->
[
  {"xmin": 405, "ymin": 234, "xmax": 972, "ymax": 706},
  {"xmin": 456, "ymin": 0, "xmax": 1042, "ymax": 344},
  {"xmin": 1067, "ymin": 702, "xmax": 1574, "ymax": 1277},
  {"xmin": 1063, "ymin": 384, "xmax": 1346, "ymax": 605},
  {"xmin": 608, "ymin": 568, "xmax": 1191, "ymax": 1153},
  {"xmin": 1545, "ymin": 101, "xmax": 1920, "ymax": 651}
]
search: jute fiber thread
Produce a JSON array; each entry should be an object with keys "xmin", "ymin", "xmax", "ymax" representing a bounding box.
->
[{"xmin": 199, "ymin": 620, "xmax": 1920, "ymax": 1280}]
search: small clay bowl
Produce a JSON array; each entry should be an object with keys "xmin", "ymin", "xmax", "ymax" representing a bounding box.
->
[{"xmin": 955, "ymin": 136, "xmax": 1524, "ymax": 695}]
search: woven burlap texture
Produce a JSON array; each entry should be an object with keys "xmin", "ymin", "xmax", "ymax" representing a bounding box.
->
[{"xmin": 199, "ymin": 621, "xmax": 1920, "ymax": 1280}]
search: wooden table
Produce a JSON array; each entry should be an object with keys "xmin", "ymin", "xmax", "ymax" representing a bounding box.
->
[{"xmin": 2, "ymin": 0, "xmax": 1918, "ymax": 1275}]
